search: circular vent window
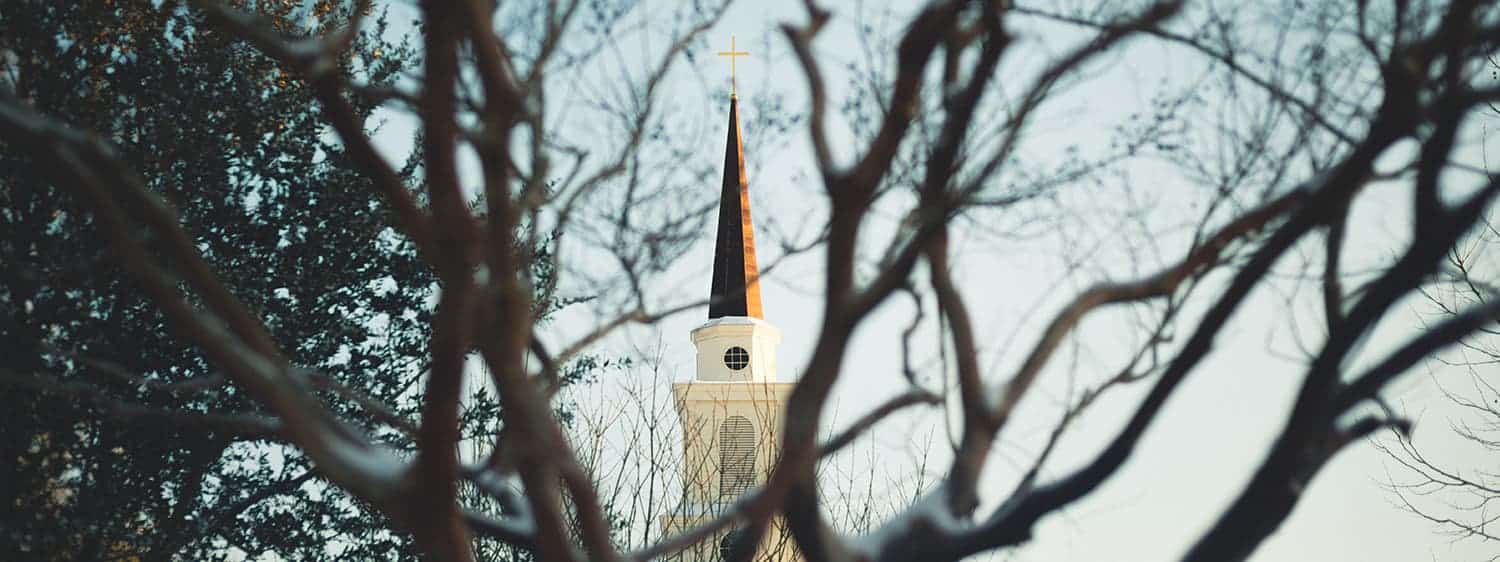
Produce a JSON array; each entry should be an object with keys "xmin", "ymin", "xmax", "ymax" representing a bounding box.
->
[{"xmin": 723, "ymin": 346, "xmax": 750, "ymax": 370}]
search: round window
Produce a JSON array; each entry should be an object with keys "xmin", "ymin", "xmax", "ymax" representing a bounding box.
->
[{"xmin": 723, "ymin": 346, "xmax": 749, "ymax": 370}]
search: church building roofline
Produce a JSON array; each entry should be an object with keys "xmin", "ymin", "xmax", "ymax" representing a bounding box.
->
[{"xmin": 690, "ymin": 316, "xmax": 780, "ymax": 343}]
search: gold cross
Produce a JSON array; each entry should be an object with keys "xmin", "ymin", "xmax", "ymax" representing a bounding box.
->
[{"xmin": 716, "ymin": 34, "xmax": 750, "ymax": 97}]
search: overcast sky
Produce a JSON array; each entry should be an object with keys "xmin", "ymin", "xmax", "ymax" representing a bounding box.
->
[{"xmin": 375, "ymin": 0, "xmax": 1498, "ymax": 559}]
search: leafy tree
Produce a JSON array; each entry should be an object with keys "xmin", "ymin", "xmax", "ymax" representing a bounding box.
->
[{"xmin": 0, "ymin": 1, "xmax": 443, "ymax": 559}]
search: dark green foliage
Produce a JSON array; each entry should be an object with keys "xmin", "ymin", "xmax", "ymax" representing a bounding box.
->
[{"xmin": 0, "ymin": 1, "xmax": 446, "ymax": 559}]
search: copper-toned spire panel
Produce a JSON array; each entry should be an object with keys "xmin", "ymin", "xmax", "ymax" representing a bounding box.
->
[{"xmin": 708, "ymin": 97, "xmax": 763, "ymax": 319}]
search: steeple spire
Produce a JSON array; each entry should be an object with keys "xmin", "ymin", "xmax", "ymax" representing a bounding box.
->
[{"xmin": 708, "ymin": 96, "xmax": 763, "ymax": 319}]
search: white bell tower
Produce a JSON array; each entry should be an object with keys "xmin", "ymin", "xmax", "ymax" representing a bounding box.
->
[
  {"xmin": 661, "ymin": 77, "xmax": 798, "ymax": 561},
  {"xmin": 690, "ymin": 317, "xmax": 780, "ymax": 383}
]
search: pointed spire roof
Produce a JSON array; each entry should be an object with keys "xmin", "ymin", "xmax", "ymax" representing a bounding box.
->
[{"xmin": 708, "ymin": 96, "xmax": 763, "ymax": 319}]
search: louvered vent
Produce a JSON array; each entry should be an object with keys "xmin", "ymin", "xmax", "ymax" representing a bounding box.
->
[{"xmin": 718, "ymin": 416, "xmax": 756, "ymax": 499}]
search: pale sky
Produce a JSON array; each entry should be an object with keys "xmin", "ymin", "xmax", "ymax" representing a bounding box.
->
[{"xmin": 374, "ymin": 0, "xmax": 1498, "ymax": 559}]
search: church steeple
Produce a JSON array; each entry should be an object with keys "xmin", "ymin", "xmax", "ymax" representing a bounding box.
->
[
  {"xmin": 708, "ymin": 96, "xmax": 763, "ymax": 319},
  {"xmin": 664, "ymin": 43, "xmax": 797, "ymax": 560}
]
